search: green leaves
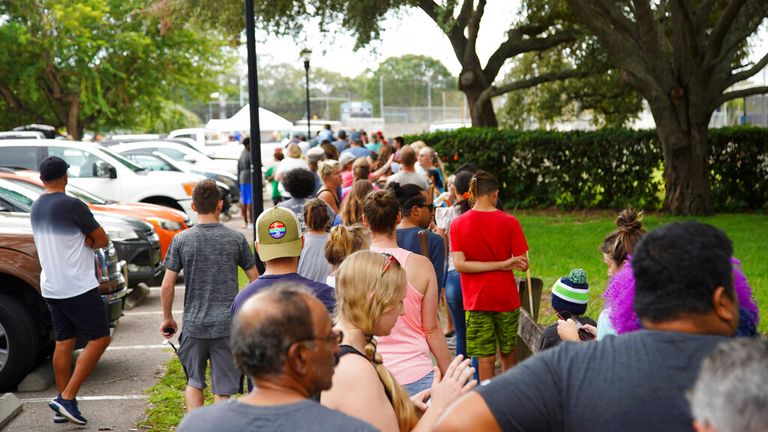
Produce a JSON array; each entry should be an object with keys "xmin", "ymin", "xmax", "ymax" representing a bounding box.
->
[
  {"xmin": 0, "ymin": 0, "xmax": 232, "ymax": 136},
  {"xmin": 405, "ymin": 126, "xmax": 768, "ymax": 211}
]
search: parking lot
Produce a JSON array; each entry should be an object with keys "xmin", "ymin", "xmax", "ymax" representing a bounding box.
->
[{"xmin": 5, "ymin": 217, "xmax": 256, "ymax": 431}]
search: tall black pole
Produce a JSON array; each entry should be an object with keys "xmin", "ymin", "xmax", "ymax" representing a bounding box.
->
[
  {"xmin": 304, "ymin": 59, "xmax": 311, "ymax": 140},
  {"xmin": 245, "ymin": 0, "xmax": 265, "ymax": 274}
]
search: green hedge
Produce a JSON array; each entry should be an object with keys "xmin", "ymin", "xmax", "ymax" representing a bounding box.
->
[{"xmin": 405, "ymin": 127, "xmax": 768, "ymax": 211}]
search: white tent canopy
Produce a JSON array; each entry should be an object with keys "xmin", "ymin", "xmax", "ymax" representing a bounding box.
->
[{"xmin": 205, "ymin": 105, "xmax": 292, "ymax": 133}]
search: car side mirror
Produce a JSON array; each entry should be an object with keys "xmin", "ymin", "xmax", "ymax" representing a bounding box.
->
[{"xmin": 94, "ymin": 161, "xmax": 117, "ymax": 179}]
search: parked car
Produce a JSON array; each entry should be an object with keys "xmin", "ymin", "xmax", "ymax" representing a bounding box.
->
[
  {"xmin": 117, "ymin": 149, "xmax": 240, "ymax": 202},
  {"xmin": 0, "ymin": 170, "xmax": 189, "ymax": 259},
  {"xmin": 0, "ymin": 139, "xmax": 204, "ymax": 222},
  {"xmin": 0, "ymin": 131, "xmax": 45, "ymax": 140},
  {"xmin": 0, "ymin": 179, "xmax": 163, "ymax": 287},
  {"xmin": 117, "ymin": 153, "xmax": 238, "ymax": 221},
  {"xmin": 0, "ymin": 212, "xmax": 127, "ymax": 390},
  {"xmin": 109, "ymin": 140, "xmax": 238, "ymax": 176}
]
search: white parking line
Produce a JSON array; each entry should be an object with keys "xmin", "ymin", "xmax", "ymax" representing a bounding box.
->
[
  {"xmin": 148, "ymin": 286, "xmax": 185, "ymax": 291},
  {"xmin": 106, "ymin": 344, "xmax": 170, "ymax": 351},
  {"xmin": 122, "ymin": 310, "xmax": 183, "ymax": 316},
  {"xmin": 21, "ymin": 395, "xmax": 148, "ymax": 403}
]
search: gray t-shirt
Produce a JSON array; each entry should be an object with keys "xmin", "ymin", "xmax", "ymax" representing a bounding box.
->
[
  {"xmin": 385, "ymin": 170, "xmax": 429, "ymax": 190},
  {"xmin": 176, "ymin": 399, "xmax": 377, "ymax": 432},
  {"xmin": 298, "ymin": 232, "xmax": 332, "ymax": 283},
  {"xmin": 164, "ymin": 223, "xmax": 255, "ymax": 338},
  {"xmin": 478, "ymin": 330, "xmax": 728, "ymax": 432},
  {"xmin": 238, "ymin": 150, "xmax": 251, "ymax": 184}
]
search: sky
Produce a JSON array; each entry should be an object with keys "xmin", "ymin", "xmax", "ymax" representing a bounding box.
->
[{"xmin": 246, "ymin": 2, "xmax": 521, "ymax": 78}]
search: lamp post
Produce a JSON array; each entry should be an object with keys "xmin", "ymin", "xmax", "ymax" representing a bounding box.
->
[
  {"xmin": 300, "ymin": 48, "xmax": 312, "ymax": 141},
  {"xmin": 245, "ymin": 0, "xmax": 265, "ymax": 273}
]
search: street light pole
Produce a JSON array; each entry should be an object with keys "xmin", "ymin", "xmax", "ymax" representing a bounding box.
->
[
  {"xmin": 245, "ymin": 0, "xmax": 265, "ymax": 273},
  {"xmin": 300, "ymin": 48, "xmax": 312, "ymax": 141}
]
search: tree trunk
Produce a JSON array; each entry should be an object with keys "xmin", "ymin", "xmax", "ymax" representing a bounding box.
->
[
  {"xmin": 66, "ymin": 98, "xmax": 81, "ymax": 141},
  {"xmin": 657, "ymin": 123, "xmax": 713, "ymax": 215},
  {"xmin": 459, "ymin": 68, "xmax": 498, "ymax": 127}
]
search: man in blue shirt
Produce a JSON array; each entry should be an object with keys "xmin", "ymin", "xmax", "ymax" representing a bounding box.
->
[{"xmin": 391, "ymin": 183, "xmax": 446, "ymax": 290}]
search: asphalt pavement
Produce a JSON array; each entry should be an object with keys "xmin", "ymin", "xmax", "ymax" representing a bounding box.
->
[{"xmin": 5, "ymin": 201, "xmax": 263, "ymax": 431}]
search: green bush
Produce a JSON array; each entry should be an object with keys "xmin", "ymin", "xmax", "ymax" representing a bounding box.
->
[{"xmin": 405, "ymin": 127, "xmax": 768, "ymax": 211}]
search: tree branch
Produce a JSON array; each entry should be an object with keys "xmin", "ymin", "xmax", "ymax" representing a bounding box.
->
[
  {"xmin": 0, "ymin": 82, "xmax": 34, "ymax": 116},
  {"xmin": 726, "ymin": 52, "xmax": 768, "ymax": 87},
  {"xmin": 418, "ymin": 0, "xmax": 466, "ymax": 66},
  {"xmin": 476, "ymin": 67, "xmax": 598, "ymax": 108},
  {"xmin": 465, "ymin": 0, "xmax": 486, "ymax": 66},
  {"xmin": 716, "ymin": 85, "xmax": 768, "ymax": 105},
  {"xmin": 456, "ymin": 0, "xmax": 474, "ymax": 30},
  {"xmin": 484, "ymin": 28, "xmax": 580, "ymax": 82},
  {"xmin": 705, "ymin": 0, "xmax": 747, "ymax": 63}
]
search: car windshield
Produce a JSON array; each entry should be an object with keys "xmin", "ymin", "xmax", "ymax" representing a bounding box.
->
[
  {"xmin": 4, "ymin": 177, "xmax": 108, "ymax": 205},
  {"xmin": 125, "ymin": 153, "xmax": 182, "ymax": 172},
  {"xmin": 99, "ymin": 147, "xmax": 146, "ymax": 172},
  {"xmin": 0, "ymin": 181, "xmax": 35, "ymax": 211}
]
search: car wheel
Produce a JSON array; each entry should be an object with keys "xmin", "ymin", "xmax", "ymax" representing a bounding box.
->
[{"xmin": 0, "ymin": 294, "xmax": 41, "ymax": 391}]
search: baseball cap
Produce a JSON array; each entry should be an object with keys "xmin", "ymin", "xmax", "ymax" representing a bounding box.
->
[
  {"xmin": 339, "ymin": 152, "xmax": 356, "ymax": 167},
  {"xmin": 39, "ymin": 156, "xmax": 70, "ymax": 181},
  {"xmin": 255, "ymin": 207, "xmax": 303, "ymax": 261}
]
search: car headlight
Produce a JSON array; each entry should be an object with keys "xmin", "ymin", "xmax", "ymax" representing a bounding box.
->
[
  {"xmin": 105, "ymin": 227, "xmax": 140, "ymax": 241},
  {"xmin": 146, "ymin": 217, "xmax": 183, "ymax": 231}
]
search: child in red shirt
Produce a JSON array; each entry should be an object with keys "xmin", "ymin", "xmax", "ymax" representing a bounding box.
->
[{"xmin": 449, "ymin": 170, "xmax": 528, "ymax": 380}]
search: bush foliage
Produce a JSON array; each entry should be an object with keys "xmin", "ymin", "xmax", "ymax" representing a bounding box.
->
[{"xmin": 405, "ymin": 127, "xmax": 768, "ymax": 211}]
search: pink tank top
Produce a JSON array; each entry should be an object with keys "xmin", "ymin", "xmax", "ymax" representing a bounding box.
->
[{"xmin": 371, "ymin": 246, "xmax": 433, "ymax": 385}]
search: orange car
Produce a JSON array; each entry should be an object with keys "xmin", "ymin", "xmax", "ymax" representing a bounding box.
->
[{"xmin": 0, "ymin": 171, "xmax": 189, "ymax": 258}]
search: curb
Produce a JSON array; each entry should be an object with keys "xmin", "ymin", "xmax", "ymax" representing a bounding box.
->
[
  {"xmin": 124, "ymin": 283, "xmax": 150, "ymax": 310},
  {"xmin": 0, "ymin": 393, "xmax": 22, "ymax": 430}
]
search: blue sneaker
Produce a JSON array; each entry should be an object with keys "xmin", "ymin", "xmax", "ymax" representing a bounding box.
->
[
  {"xmin": 49, "ymin": 395, "xmax": 87, "ymax": 426},
  {"xmin": 53, "ymin": 413, "xmax": 67, "ymax": 424}
]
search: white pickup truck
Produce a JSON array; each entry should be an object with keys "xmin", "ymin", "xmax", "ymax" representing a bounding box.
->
[{"xmin": 0, "ymin": 140, "xmax": 204, "ymax": 221}]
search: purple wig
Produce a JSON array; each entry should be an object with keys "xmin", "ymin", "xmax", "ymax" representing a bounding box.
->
[{"xmin": 602, "ymin": 256, "xmax": 759, "ymax": 335}]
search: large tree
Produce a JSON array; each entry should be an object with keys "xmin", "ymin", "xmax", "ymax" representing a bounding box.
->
[
  {"xmin": 565, "ymin": 0, "xmax": 768, "ymax": 214},
  {"xmin": 0, "ymin": 0, "xmax": 232, "ymax": 139},
  {"xmin": 169, "ymin": 0, "xmax": 587, "ymax": 127}
]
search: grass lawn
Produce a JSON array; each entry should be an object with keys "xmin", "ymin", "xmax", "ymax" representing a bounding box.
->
[
  {"xmin": 139, "ymin": 211, "xmax": 766, "ymax": 430},
  {"xmin": 517, "ymin": 211, "xmax": 767, "ymax": 333}
]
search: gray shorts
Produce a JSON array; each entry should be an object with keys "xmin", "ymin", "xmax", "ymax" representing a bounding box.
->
[
  {"xmin": 402, "ymin": 370, "xmax": 434, "ymax": 396},
  {"xmin": 177, "ymin": 333, "xmax": 241, "ymax": 395}
]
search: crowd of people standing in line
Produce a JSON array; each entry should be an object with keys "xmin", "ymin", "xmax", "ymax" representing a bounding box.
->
[{"xmin": 30, "ymin": 124, "xmax": 766, "ymax": 429}]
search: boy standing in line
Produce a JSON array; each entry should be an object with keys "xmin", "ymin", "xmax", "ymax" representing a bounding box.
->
[
  {"xmin": 160, "ymin": 179, "xmax": 259, "ymax": 410},
  {"xmin": 450, "ymin": 170, "xmax": 528, "ymax": 381}
]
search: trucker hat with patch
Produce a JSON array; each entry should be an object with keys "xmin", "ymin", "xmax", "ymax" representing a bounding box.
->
[{"xmin": 255, "ymin": 207, "xmax": 303, "ymax": 261}]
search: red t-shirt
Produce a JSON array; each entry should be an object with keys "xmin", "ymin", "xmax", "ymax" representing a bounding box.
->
[{"xmin": 449, "ymin": 209, "xmax": 528, "ymax": 312}]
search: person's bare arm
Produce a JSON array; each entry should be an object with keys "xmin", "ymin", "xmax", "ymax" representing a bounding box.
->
[
  {"xmin": 369, "ymin": 154, "xmax": 394, "ymax": 181},
  {"xmin": 433, "ymin": 392, "xmax": 502, "ymax": 432},
  {"xmin": 85, "ymin": 226, "xmax": 109, "ymax": 249},
  {"xmin": 322, "ymin": 355, "xmax": 399, "ymax": 432},
  {"xmin": 159, "ymin": 269, "xmax": 179, "ymax": 338},
  {"xmin": 245, "ymin": 267, "xmax": 259, "ymax": 282},
  {"xmin": 416, "ymin": 256, "xmax": 451, "ymax": 373},
  {"xmin": 452, "ymin": 251, "xmax": 513, "ymax": 273}
]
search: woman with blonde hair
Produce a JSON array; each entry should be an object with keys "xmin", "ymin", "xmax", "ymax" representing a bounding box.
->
[
  {"xmin": 340, "ymin": 179, "xmax": 373, "ymax": 225},
  {"xmin": 317, "ymin": 159, "xmax": 342, "ymax": 213},
  {"xmin": 322, "ymin": 250, "xmax": 475, "ymax": 432},
  {"xmin": 323, "ymin": 223, "xmax": 370, "ymax": 287}
]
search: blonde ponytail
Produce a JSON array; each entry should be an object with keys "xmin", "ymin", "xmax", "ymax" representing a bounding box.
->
[
  {"xmin": 468, "ymin": 177, "xmax": 479, "ymax": 205},
  {"xmin": 336, "ymin": 251, "xmax": 418, "ymax": 432}
]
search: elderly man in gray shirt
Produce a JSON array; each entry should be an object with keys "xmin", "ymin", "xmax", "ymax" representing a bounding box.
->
[{"xmin": 177, "ymin": 285, "xmax": 377, "ymax": 432}]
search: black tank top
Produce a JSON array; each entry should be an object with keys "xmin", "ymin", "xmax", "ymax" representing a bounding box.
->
[{"xmin": 337, "ymin": 344, "xmax": 394, "ymax": 403}]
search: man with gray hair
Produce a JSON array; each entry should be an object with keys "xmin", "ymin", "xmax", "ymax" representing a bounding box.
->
[
  {"xmin": 177, "ymin": 285, "xmax": 376, "ymax": 431},
  {"xmin": 689, "ymin": 338, "xmax": 768, "ymax": 432}
]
